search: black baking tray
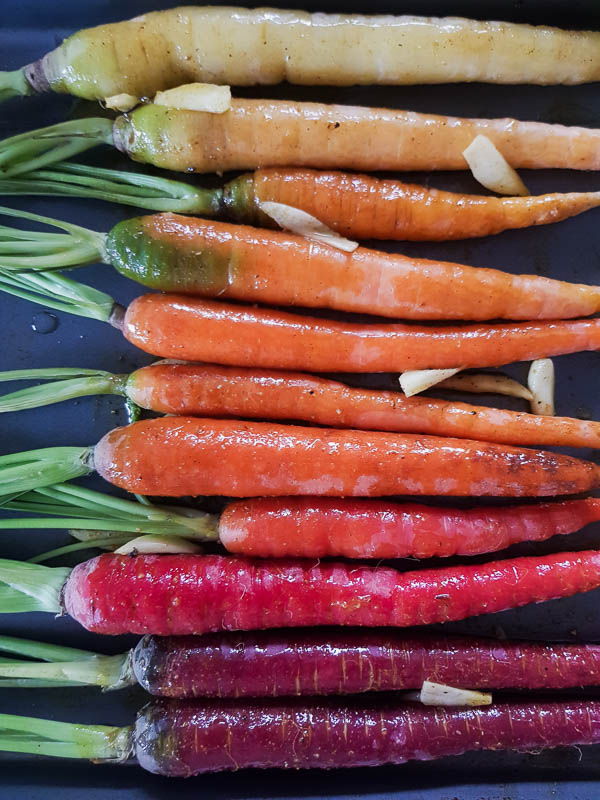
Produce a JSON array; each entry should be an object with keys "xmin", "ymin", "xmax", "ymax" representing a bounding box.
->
[{"xmin": 1, "ymin": 1, "xmax": 600, "ymax": 798}]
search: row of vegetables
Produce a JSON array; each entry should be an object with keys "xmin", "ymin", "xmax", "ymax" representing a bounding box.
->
[{"xmin": 2, "ymin": 5, "xmax": 600, "ymax": 781}]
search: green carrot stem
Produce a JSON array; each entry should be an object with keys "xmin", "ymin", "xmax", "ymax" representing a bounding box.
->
[
  {"xmin": 0, "ymin": 367, "xmax": 127, "ymax": 412},
  {"xmin": 0, "ymin": 558, "xmax": 70, "ymax": 613},
  {"xmin": 0, "ymin": 447, "xmax": 93, "ymax": 496},
  {"xmin": 29, "ymin": 537, "xmax": 132, "ymax": 564},
  {"xmin": 0, "ymin": 161, "xmax": 222, "ymax": 214},
  {"xmin": 0, "ymin": 118, "xmax": 114, "ymax": 178},
  {"xmin": 0, "ymin": 635, "xmax": 132, "ymax": 689},
  {"xmin": 0, "ymin": 480, "xmax": 220, "ymax": 539},
  {"xmin": 0, "ymin": 69, "xmax": 33, "ymax": 103},
  {"xmin": 0, "ymin": 713, "xmax": 133, "ymax": 761},
  {"xmin": 0, "ymin": 204, "xmax": 107, "ymax": 270},
  {"xmin": 0, "ymin": 269, "xmax": 117, "ymax": 322}
]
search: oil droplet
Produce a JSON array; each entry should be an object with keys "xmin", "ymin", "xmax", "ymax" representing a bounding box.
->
[{"xmin": 31, "ymin": 312, "xmax": 58, "ymax": 334}]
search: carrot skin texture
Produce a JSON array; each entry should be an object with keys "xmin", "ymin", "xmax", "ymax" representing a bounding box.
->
[
  {"xmin": 228, "ymin": 168, "xmax": 600, "ymax": 242},
  {"xmin": 133, "ymin": 631, "xmax": 600, "ymax": 698},
  {"xmin": 63, "ymin": 551, "xmax": 600, "ymax": 636},
  {"xmin": 106, "ymin": 213, "xmax": 600, "ymax": 320},
  {"xmin": 122, "ymin": 294, "xmax": 600, "ymax": 372},
  {"xmin": 135, "ymin": 698, "xmax": 600, "ymax": 775},
  {"xmin": 219, "ymin": 497, "xmax": 600, "ymax": 559},
  {"xmin": 127, "ymin": 363, "xmax": 600, "ymax": 449},
  {"xmin": 93, "ymin": 417, "xmax": 600, "ymax": 498},
  {"xmin": 115, "ymin": 102, "xmax": 600, "ymax": 174}
]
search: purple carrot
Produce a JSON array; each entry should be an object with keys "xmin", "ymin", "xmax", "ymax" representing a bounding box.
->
[{"xmin": 3, "ymin": 700, "xmax": 600, "ymax": 775}]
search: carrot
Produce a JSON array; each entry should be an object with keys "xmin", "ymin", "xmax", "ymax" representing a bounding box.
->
[
  {"xmin": 123, "ymin": 295, "xmax": 600, "ymax": 372},
  {"xmin": 4, "ymin": 417, "xmax": 598, "ymax": 499},
  {"xmin": 7, "ymin": 631, "xmax": 600, "ymax": 696},
  {"xmin": 5, "ymin": 478, "xmax": 600, "ymax": 562},
  {"xmin": 5, "ymin": 631, "xmax": 600, "ymax": 696},
  {"xmin": 3, "ymin": 163, "xmax": 600, "ymax": 242},
  {"xmin": 219, "ymin": 496, "xmax": 600, "ymax": 559},
  {"xmin": 5, "ymin": 206, "xmax": 600, "ymax": 320},
  {"xmin": 4, "ymin": 363, "xmax": 600, "ymax": 451},
  {"xmin": 2, "ymin": 699, "xmax": 600, "ymax": 774},
  {"xmin": 4, "ymin": 271, "xmax": 600, "ymax": 373},
  {"xmin": 3, "ymin": 479, "xmax": 600, "ymax": 560},
  {"xmin": 4, "ymin": 549, "xmax": 600, "ymax": 634},
  {"xmin": 4, "ymin": 8, "xmax": 600, "ymax": 103},
  {"xmin": 4, "ymin": 101, "xmax": 600, "ymax": 180}
]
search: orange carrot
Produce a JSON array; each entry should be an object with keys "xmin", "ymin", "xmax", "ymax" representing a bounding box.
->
[
  {"xmin": 233, "ymin": 168, "xmax": 600, "ymax": 241},
  {"xmin": 122, "ymin": 295, "xmax": 600, "ymax": 372},
  {"xmin": 6, "ymin": 363, "xmax": 600, "ymax": 450},
  {"xmin": 103, "ymin": 214, "xmax": 600, "ymax": 320}
]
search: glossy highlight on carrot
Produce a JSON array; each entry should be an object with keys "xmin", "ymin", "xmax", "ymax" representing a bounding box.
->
[
  {"xmin": 127, "ymin": 363, "xmax": 600, "ymax": 449},
  {"xmin": 229, "ymin": 168, "xmax": 600, "ymax": 241},
  {"xmin": 61, "ymin": 550, "xmax": 600, "ymax": 635},
  {"xmin": 123, "ymin": 294, "xmax": 600, "ymax": 372},
  {"xmin": 220, "ymin": 496, "xmax": 600, "ymax": 559},
  {"xmin": 93, "ymin": 416, "xmax": 600, "ymax": 498},
  {"xmin": 106, "ymin": 214, "xmax": 600, "ymax": 320}
]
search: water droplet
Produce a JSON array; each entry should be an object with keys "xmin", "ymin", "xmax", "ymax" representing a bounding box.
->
[{"xmin": 31, "ymin": 312, "xmax": 58, "ymax": 334}]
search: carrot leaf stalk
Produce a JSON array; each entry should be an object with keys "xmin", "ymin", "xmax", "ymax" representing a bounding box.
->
[
  {"xmin": 0, "ymin": 205, "xmax": 107, "ymax": 270},
  {"xmin": 0, "ymin": 712, "xmax": 132, "ymax": 761},
  {"xmin": 0, "ymin": 480, "xmax": 219, "ymax": 540},
  {"xmin": 0, "ymin": 368, "xmax": 127, "ymax": 412},
  {"xmin": 0, "ymin": 119, "xmax": 113, "ymax": 178},
  {"xmin": 0, "ymin": 161, "xmax": 221, "ymax": 214},
  {"xmin": 0, "ymin": 635, "xmax": 132, "ymax": 690},
  {"xmin": 0, "ymin": 70, "xmax": 33, "ymax": 103},
  {"xmin": 0, "ymin": 447, "xmax": 92, "ymax": 496},
  {"xmin": 0, "ymin": 558, "xmax": 70, "ymax": 613},
  {"xmin": 0, "ymin": 268, "xmax": 117, "ymax": 322}
]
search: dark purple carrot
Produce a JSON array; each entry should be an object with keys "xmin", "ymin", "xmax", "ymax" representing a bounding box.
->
[
  {"xmin": 2, "ymin": 699, "xmax": 600, "ymax": 774},
  {"xmin": 4, "ymin": 631, "xmax": 600, "ymax": 696}
]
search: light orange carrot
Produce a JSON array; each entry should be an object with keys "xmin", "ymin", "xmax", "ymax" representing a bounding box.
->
[
  {"xmin": 122, "ymin": 295, "xmax": 600, "ymax": 372},
  {"xmin": 234, "ymin": 168, "xmax": 600, "ymax": 241},
  {"xmin": 114, "ymin": 101, "xmax": 600, "ymax": 174}
]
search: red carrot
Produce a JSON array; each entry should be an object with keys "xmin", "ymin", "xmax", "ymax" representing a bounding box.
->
[
  {"xmin": 4, "ymin": 631, "xmax": 600, "ymax": 696},
  {"xmin": 3, "ymin": 699, "xmax": 600, "ymax": 774},
  {"xmin": 219, "ymin": 496, "xmax": 600, "ymax": 559},
  {"xmin": 4, "ymin": 550, "xmax": 600, "ymax": 636}
]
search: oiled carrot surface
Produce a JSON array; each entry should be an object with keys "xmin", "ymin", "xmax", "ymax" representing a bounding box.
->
[
  {"xmin": 115, "ymin": 101, "xmax": 600, "ymax": 174},
  {"xmin": 109, "ymin": 214, "xmax": 600, "ymax": 320},
  {"xmin": 64, "ymin": 550, "xmax": 600, "ymax": 635},
  {"xmin": 234, "ymin": 168, "xmax": 600, "ymax": 241},
  {"xmin": 123, "ymin": 294, "xmax": 600, "ymax": 372},
  {"xmin": 93, "ymin": 417, "xmax": 600, "ymax": 498},
  {"xmin": 128, "ymin": 363, "xmax": 600, "ymax": 449},
  {"xmin": 219, "ymin": 496, "xmax": 600, "ymax": 559}
]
